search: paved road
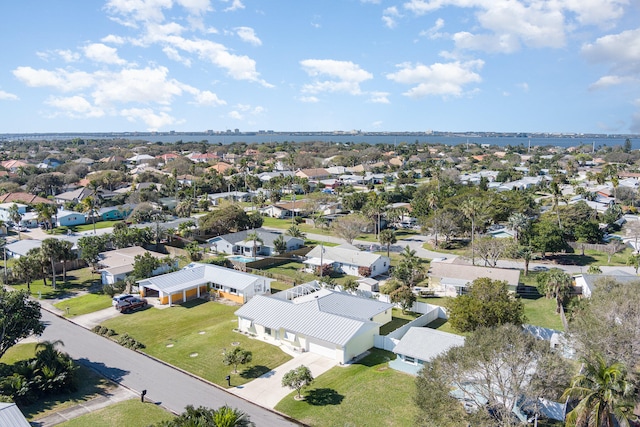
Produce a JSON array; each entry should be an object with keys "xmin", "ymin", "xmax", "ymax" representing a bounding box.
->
[{"xmin": 38, "ymin": 310, "xmax": 302, "ymax": 427}]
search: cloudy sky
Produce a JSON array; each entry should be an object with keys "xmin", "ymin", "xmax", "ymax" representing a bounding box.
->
[{"xmin": 1, "ymin": 0, "xmax": 639, "ymax": 134}]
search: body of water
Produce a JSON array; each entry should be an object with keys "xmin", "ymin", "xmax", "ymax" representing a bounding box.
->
[{"xmin": 1, "ymin": 133, "xmax": 637, "ymax": 149}]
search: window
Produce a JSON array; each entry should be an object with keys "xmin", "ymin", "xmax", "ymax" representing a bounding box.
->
[
  {"xmin": 384, "ymin": 262, "xmax": 387, "ymax": 267},
  {"xmin": 405, "ymin": 356, "xmax": 415, "ymax": 364},
  {"xmin": 229, "ymin": 288, "xmax": 237, "ymax": 294},
  {"xmin": 265, "ymin": 327, "xmax": 272, "ymax": 335}
]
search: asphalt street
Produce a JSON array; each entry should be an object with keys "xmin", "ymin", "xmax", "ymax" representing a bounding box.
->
[{"xmin": 38, "ymin": 310, "xmax": 302, "ymax": 427}]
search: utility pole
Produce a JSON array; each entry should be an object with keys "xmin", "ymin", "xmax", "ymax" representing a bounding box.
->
[{"xmin": 319, "ymin": 242, "xmax": 324, "ymax": 279}]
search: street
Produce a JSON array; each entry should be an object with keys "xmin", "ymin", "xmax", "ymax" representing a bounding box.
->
[{"xmin": 38, "ymin": 310, "xmax": 302, "ymax": 427}]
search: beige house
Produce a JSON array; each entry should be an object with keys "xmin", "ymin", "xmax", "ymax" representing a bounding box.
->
[{"xmin": 428, "ymin": 262, "xmax": 521, "ymax": 296}]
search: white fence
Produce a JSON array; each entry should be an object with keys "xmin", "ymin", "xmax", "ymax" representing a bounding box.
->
[{"xmin": 373, "ymin": 302, "xmax": 447, "ymax": 351}]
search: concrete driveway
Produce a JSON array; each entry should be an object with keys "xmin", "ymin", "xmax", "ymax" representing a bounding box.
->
[{"xmin": 229, "ymin": 352, "xmax": 337, "ymax": 408}]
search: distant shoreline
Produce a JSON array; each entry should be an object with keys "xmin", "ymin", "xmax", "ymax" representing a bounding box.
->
[{"xmin": 0, "ymin": 131, "xmax": 637, "ymax": 149}]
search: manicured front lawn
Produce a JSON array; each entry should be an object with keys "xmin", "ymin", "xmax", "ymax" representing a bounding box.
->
[
  {"xmin": 379, "ymin": 308, "xmax": 421, "ymax": 335},
  {"xmin": 57, "ymin": 399, "xmax": 175, "ymax": 427},
  {"xmin": 1, "ymin": 344, "xmax": 115, "ymax": 421},
  {"xmin": 52, "ymin": 220, "xmax": 122, "ymax": 235},
  {"xmin": 275, "ymin": 349, "xmax": 417, "ymax": 427},
  {"xmin": 100, "ymin": 300, "xmax": 292, "ymax": 388},
  {"xmin": 12, "ymin": 267, "xmax": 100, "ymax": 299},
  {"xmin": 54, "ymin": 293, "xmax": 113, "ymax": 317}
]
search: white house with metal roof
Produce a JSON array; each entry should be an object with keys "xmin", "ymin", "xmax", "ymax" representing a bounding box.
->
[
  {"xmin": 235, "ymin": 281, "xmax": 393, "ymax": 363},
  {"xmin": 137, "ymin": 262, "xmax": 273, "ymax": 305},
  {"xmin": 390, "ymin": 327, "xmax": 465, "ymax": 375},
  {"xmin": 304, "ymin": 243, "xmax": 390, "ymax": 278},
  {"xmin": 0, "ymin": 402, "xmax": 30, "ymax": 427}
]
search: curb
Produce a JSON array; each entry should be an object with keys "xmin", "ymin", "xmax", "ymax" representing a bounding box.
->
[{"xmin": 40, "ymin": 305, "xmax": 309, "ymax": 426}]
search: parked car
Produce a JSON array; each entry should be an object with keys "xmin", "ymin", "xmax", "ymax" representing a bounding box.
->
[
  {"xmin": 115, "ymin": 297, "xmax": 148, "ymax": 313},
  {"xmin": 112, "ymin": 294, "xmax": 135, "ymax": 306}
]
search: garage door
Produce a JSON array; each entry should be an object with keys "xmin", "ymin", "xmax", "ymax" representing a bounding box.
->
[{"xmin": 307, "ymin": 338, "xmax": 336, "ymax": 359}]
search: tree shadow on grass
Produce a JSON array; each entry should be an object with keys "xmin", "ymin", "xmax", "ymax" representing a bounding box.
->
[
  {"xmin": 239, "ymin": 365, "xmax": 270, "ymax": 379},
  {"xmin": 305, "ymin": 388, "xmax": 344, "ymax": 406}
]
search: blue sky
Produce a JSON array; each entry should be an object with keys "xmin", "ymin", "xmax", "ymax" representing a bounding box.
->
[{"xmin": 1, "ymin": 0, "xmax": 639, "ymax": 134}]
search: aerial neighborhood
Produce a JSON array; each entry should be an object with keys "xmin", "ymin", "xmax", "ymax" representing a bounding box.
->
[{"xmin": 1, "ymin": 136, "xmax": 639, "ymax": 426}]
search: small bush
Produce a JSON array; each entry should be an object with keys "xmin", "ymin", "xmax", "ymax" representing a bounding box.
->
[
  {"xmin": 92, "ymin": 326, "xmax": 117, "ymax": 337},
  {"xmin": 118, "ymin": 334, "xmax": 145, "ymax": 350}
]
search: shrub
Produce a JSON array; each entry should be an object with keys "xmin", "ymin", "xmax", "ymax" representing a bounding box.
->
[{"xmin": 118, "ymin": 334, "xmax": 145, "ymax": 350}]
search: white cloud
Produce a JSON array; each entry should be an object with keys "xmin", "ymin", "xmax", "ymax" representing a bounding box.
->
[
  {"xmin": 300, "ymin": 59, "xmax": 373, "ymax": 95},
  {"xmin": 101, "ymin": 34, "xmax": 127, "ymax": 44},
  {"xmin": 13, "ymin": 67, "xmax": 95, "ymax": 92},
  {"xmin": 120, "ymin": 107, "xmax": 181, "ymax": 130},
  {"xmin": 45, "ymin": 95, "xmax": 105, "ymax": 118},
  {"xmin": 383, "ymin": 7, "xmax": 401, "ymax": 29},
  {"xmin": 517, "ymin": 82, "xmax": 529, "ymax": 92},
  {"xmin": 175, "ymin": 0, "xmax": 212, "ymax": 14},
  {"xmin": 192, "ymin": 90, "xmax": 226, "ymax": 106},
  {"xmin": 56, "ymin": 49, "xmax": 81, "ymax": 62},
  {"xmin": 402, "ymin": 0, "xmax": 628, "ymax": 53},
  {"xmin": 386, "ymin": 60, "xmax": 484, "ymax": 98},
  {"xmin": 223, "ymin": 0, "xmax": 244, "ymax": 12},
  {"xmin": 227, "ymin": 103, "xmax": 264, "ymax": 119},
  {"xmin": 369, "ymin": 91, "xmax": 391, "ymax": 103},
  {"xmin": 299, "ymin": 96, "xmax": 319, "ymax": 103},
  {"xmin": 91, "ymin": 66, "xmax": 185, "ymax": 106},
  {"xmin": 83, "ymin": 43, "xmax": 127, "ymax": 65},
  {"xmin": 105, "ymin": 0, "xmax": 173, "ymax": 24},
  {"xmin": 589, "ymin": 75, "xmax": 637, "ymax": 90},
  {"xmin": 582, "ymin": 28, "xmax": 640, "ymax": 74},
  {"xmin": 420, "ymin": 18, "xmax": 445, "ymax": 39},
  {"xmin": 0, "ymin": 90, "xmax": 19, "ymax": 101},
  {"xmin": 235, "ymin": 27, "xmax": 262, "ymax": 46}
]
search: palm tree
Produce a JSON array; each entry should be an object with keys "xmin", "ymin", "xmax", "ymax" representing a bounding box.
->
[
  {"xmin": 379, "ymin": 229, "xmax": 397, "ymax": 257},
  {"xmin": 41, "ymin": 238, "xmax": 64, "ymax": 290},
  {"xmin": 58, "ymin": 240, "xmax": 74, "ymax": 283},
  {"xmin": 36, "ymin": 203, "xmax": 57, "ymax": 233},
  {"xmin": 460, "ymin": 198, "xmax": 485, "ymax": 265},
  {"xmin": 286, "ymin": 225, "xmax": 306, "ymax": 239},
  {"xmin": 245, "ymin": 231, "xmax": 263, "ymax": 261},
  {"xmin": 8, "ymin": 204, "xmax": 22, "ymax": 240},
  {"xmin": 80, "ymin": 196, "xmax": 98, "ymax": 235},
  {"xmin": 549, "ymin": 181, "xmax": 563, "ymax": 229},
  {"xmin": 541, "ymin": 268, "xmax": 572, "ymax": 314},
  {"xmin": 507, "ymin": 212, "xmax": 529, "ymax": 243},
  {"xmin": 562, "ymin": 354, "xmax": 637, "ymax": 427}
]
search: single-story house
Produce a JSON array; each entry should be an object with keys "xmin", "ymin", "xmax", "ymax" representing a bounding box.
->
[
  {"xmin": 0, "ymin": 402, "xmax": 30, "ymax": 427},
  {"xmin": 304, "ymin": 243, "xmax": 390, "ymax": 278},
  {"xmin": 5, "ymin": 239, "xmax": 42, "ymax": 258},
  {"xmin": 95, "ymin": 204, "xmax": 135, "ymax": 221},
  {"xmin": 98, "ymin": 246, "xmax": 173, "ymax": 285},
  {"xmin": 207, "ymin": 191, "xmax": 251, "ymax": 206},
  {"xmin": 0, "ymin": 202, "xmax": 27, "ymax": 223},
  {"xmin": 390, "ymin": 327, "xmax": 465, "ymax": 375},
  {"xmin": 428, "ymin": 262, "xmax": 521, "ymax": 296},
  {"xmin": 55, "ymin": 187, "xmax": 93, "ymax": 204},
  {"xmin": 573, "ymin": 270, "xmax": 638, "ymax": 298},
  {"xmin": 206, "ymin": 228, "xmax": 304, "ymax": 256},
  {"xmin": 138, "ymin": 262, "xmax": 273, "ymax": 305},
  {"xmin": 259, "ymin": 202, "xmax": 301, "ymax": 219},
  {"xmin": 235, "ymin": 281, "xmax": 393, "ymax": 363},
  {"xmin": 56, "ymin": 210, "xmax": 86, "ymax": 227},
  {"xmin": 0, "ymin": 192, "xmax": 53, "ymax": 205}
]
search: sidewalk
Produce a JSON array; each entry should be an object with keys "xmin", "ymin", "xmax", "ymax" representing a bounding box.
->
[{"xmin": 30, "ymin": 385, "xmax": 138, "ymax": 427}]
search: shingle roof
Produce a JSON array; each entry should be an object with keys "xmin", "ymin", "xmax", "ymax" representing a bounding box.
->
[
  {"xmin": 306, "ymin": 243, "xmax": 386, "ymax": 268},
  {"xmin": 429, "ymin": 263, "xmax": 521, "ymax": 286}
]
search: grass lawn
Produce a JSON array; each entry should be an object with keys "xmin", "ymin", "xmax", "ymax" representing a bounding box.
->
[
  {"xmin": 54, "ymin": 293, "xmax": 113, "ymax": 317},
  {"xmin": 275, "ymin": 349, "xmax": 417, "ymax": 427},
  {"xmin": 57, "ymin": 399, "xmax": 174, "ymax": 427},
  {"xmin": 521, "ymin": 296, "xmax": 565, "ymax": 331},
  {"xmin": 100, "ymin": 300, "xmax": 292, "ymax": 388},
  {"xmin": 379, "ymin": 308, "xmax": 421, "ymax": 335},
  {"xmin": 0, "ymin": 344, "xmax": 116, "ymax": 421},
  {"xmin": 51, "ymin": 220, "xmax": 122, "ymax": 235},
  {"xmin": 12, "ymin": 267, "xmax": 100, "ymax": 299},
  {"xmin": 426, "ymin": 317, "xmax": 462, "ymax": 335}
]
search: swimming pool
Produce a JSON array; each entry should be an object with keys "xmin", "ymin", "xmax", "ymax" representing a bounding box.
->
[{"xmin": 228, "ymin": 255, "xmax": 261, "ymax": 263}]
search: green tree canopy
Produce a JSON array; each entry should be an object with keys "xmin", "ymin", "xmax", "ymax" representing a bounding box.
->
[
  {"xmin": 281, "ymin": 365, "xmax": 314, "ymax": 399},
  {"xmin": 446, "ymin": 278, "xmax": 526, "ymax": 333},
  {"xmin": 223, "ymin": 347, "xmax": 252, "ymax": 374},
  {"xmin": 0, "ymin": 288, "xmax": 46, "ymax": 359}
]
